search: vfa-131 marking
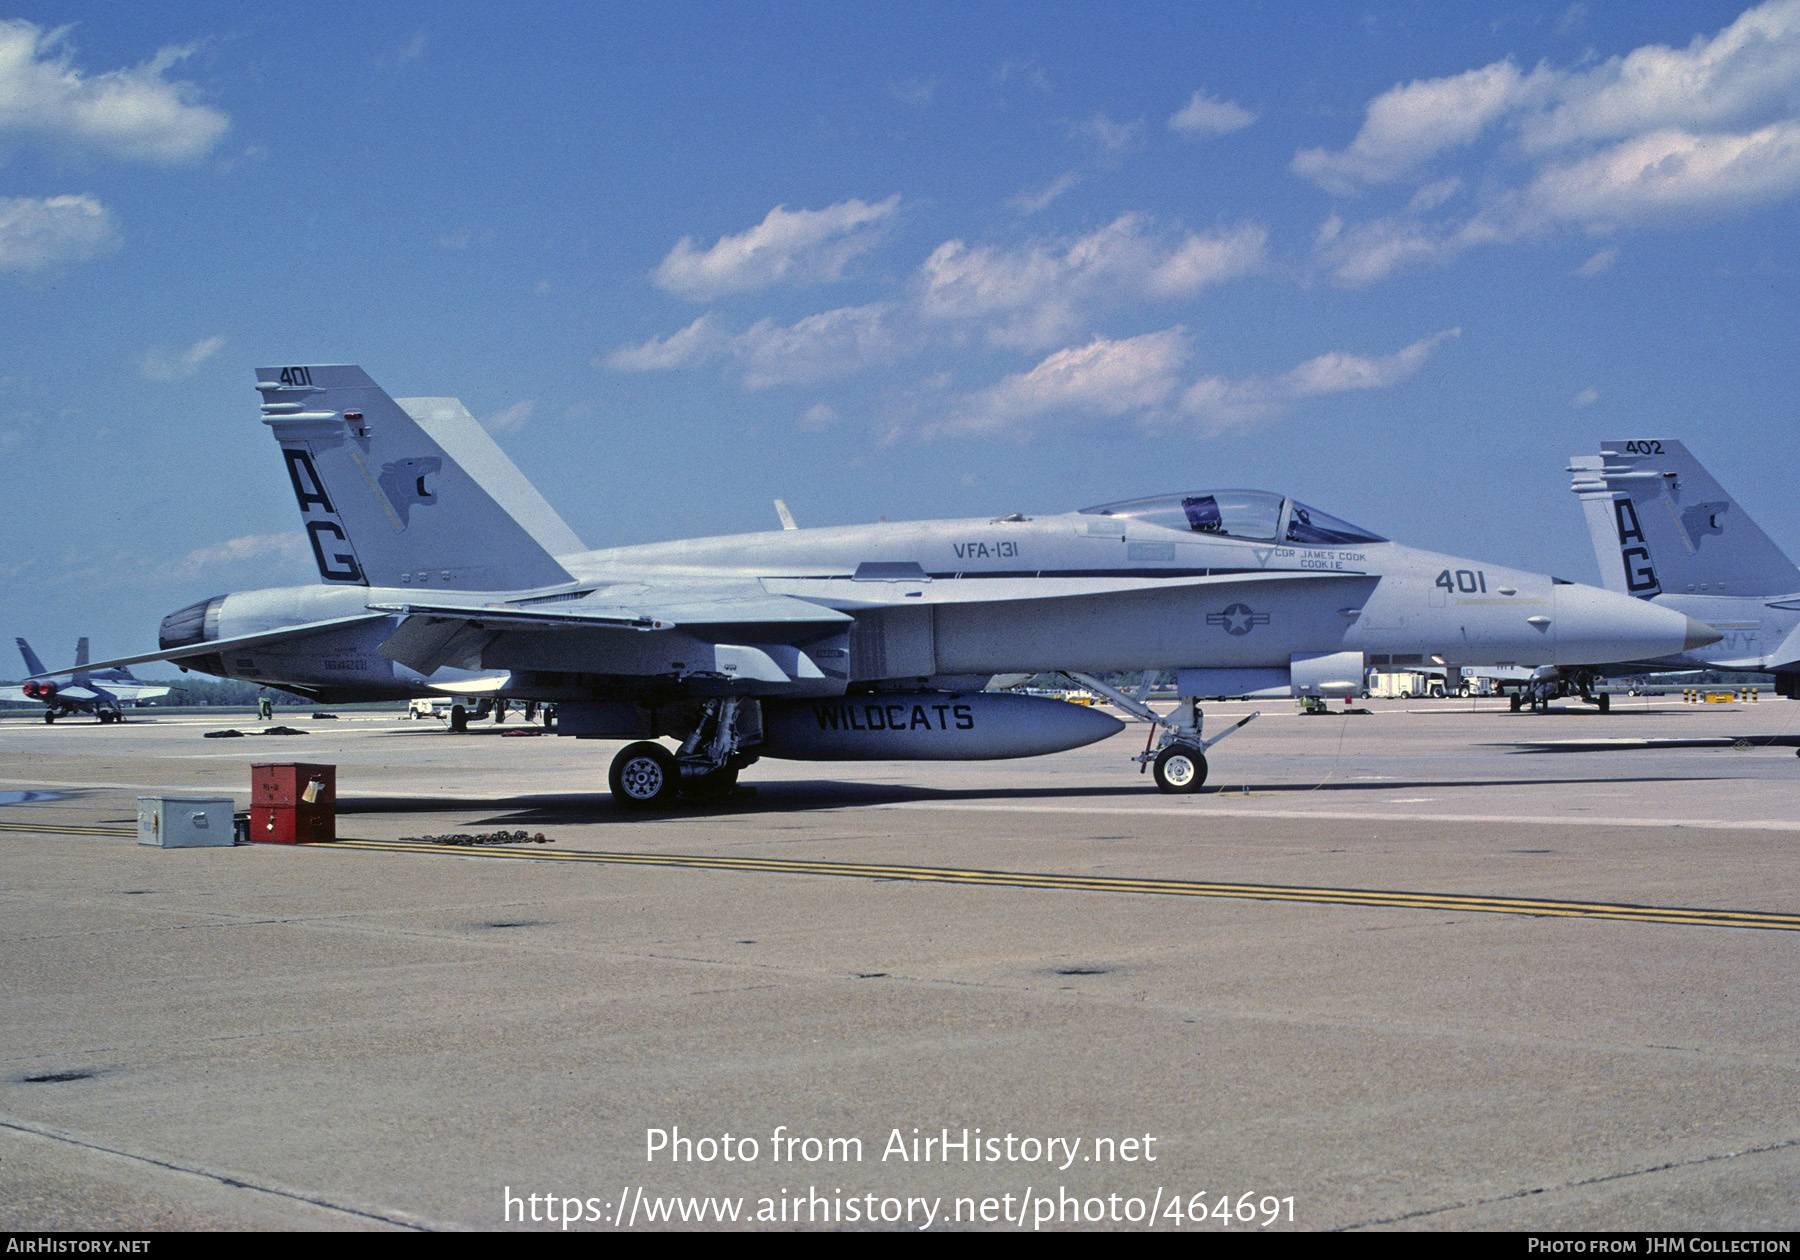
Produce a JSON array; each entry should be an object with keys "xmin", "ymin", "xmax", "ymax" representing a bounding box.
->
[{"xmin": 37, "ymin": 365, "xmax": 1717, "ymax": 803}]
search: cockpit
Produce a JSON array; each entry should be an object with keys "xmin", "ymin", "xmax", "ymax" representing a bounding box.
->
[{"xmin": 1079, "ymin": 490, "xmax": 1385, "ymax": 546}]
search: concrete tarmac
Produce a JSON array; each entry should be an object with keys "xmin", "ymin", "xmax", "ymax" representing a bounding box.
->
[{"xmin": 2, "ymin": 695, "xmax": 1797, "ymax": 1232}]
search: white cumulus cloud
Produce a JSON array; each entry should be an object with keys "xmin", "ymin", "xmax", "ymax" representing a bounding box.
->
[
  {"xmin": 1168, "ymin": 91, "xmax": 1256, "ymax": 137},
  {"xmin": 172, "ymin": 532, "xmax": 307, "ymax": 578},
  {"xmin": 735, "ymin": 303, "xmax": 901, "ymax": 389},
  {"xmin": 941, "ymin": 328, "xmax": 1191, "ymax": 437},
  {"xmin": 1575, "ymin": 247, "xmax": 1619, "ymax": 276},
  {"xmin": 605, "ymin": 305, "xmax": 901, "ymax": 390},
  {"xmin": 1292, "ymin": 60, "xmax": 1545, "ymax": 194},
  {"xmin": 916, "ymin": 215, "xmax": 1266, "ymax": 348},
  {"xmin": 0, "ymin": 194, "xmax": 118, "ymax": 271},
  {"xmin": 138, "ymin": 334, "xmax": 224, "ymax": 381},
  {"xmin": 0, "ymin": 20, "xmax": 229, "ymax": 163},
  {"xmin": 1180, "ymin": 329, "xmax": 1460, "ymax": 429},
  {"xmin": 1071, "ymin": 111, "xmax": 1145, "ymax": 156},
  {"xmin": 603, "ymin": 314, "xmax": 730, "ymax": 372},
  {"xmin": 1011, "ymin": 169, "xmax": 1081, "ymax": 215},
  {"xmin": 652, "ymin": 196, "xmax": 900, "ymax": 301},
  {"xmin": 1296, "ymin": 2, "xmax": 1800, "ymax": 281},
  {"xmin": 481, "ymin": 400, "xmax": 535, "ymax": 433}
]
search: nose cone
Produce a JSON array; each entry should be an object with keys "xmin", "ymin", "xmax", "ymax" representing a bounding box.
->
[
  {"xmin": 1550, "ymin": 584, "xmax": 1714, "ymax": 665},
  {"xmin": 1684, "ymin": 616, "xmax": 1724, "ymax": 652}
]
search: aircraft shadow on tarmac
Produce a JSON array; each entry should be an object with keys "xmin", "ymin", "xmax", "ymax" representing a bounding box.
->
[{"xmin": 332, "ymin": 772, "xmax": 1724, "ymax": 825}]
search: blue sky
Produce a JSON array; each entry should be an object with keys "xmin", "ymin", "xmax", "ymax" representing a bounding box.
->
[{"xmin": 4, "ymin": 1, "xmax": 1798, "ymax": 669}]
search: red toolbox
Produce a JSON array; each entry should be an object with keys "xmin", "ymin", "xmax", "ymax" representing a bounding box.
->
[{"xmin": 249, "ymin": 763, "xmax": 336, "ymax": 844}]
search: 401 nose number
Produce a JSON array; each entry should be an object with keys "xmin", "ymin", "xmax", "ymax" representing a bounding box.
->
[{"xmin": 1434, "ymin": 569, "xmax": 1487, "ymax": 594}]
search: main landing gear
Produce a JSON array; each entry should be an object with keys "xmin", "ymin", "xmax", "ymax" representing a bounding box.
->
[
  {"xmin": 607, "ymin": 697, "xmax": 758, "ymax": 810},
  {"xmin": 1062, "ymin": 672, "xmax": 1261, "ymax": 795}
]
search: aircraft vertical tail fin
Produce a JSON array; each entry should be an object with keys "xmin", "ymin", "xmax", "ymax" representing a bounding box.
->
[
  {"xmin": 73, "ymin": 637, "xmax": 90, "ymax": 684},
  {"xmin": 16, "ymin": 638, "xmax": 46, "ymax": 678},
  {"xmin": 257, "ymin": 366, "xmax": 576, "ymax": 592},
  {"xmin": 1569, "ymin": 441, "xmax": 1800, "ymax": 598},
  {"xmin": 394, "ymin": 397, "xmax": 586, "ymax": 557}
]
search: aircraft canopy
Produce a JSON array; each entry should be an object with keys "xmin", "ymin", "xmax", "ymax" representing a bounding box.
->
[{"xmin": 1079, "ymin": 490, "xmax": 1385, "ymax": 546}]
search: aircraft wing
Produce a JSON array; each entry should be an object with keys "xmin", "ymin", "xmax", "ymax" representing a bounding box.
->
[
  {"xmin": 106, "ymin": 684, "xmax": 172, "ymax": 702},
  {"xmin": 23, "ymin": 613, "xmax": 392, "ymax": 679}
]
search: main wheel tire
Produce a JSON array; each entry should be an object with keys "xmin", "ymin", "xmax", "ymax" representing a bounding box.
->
[
  {"xmin": 1597, "ymin": 693, "xmax": 1610, "ymax": 713},
  {"xmin": 609, "ymin": 741, "xmax": 679, "ymax": 809},
  {"xmin": 449, "ymin": 704, "xmax": 468, "ymax": 732},
  {"xmin": 1509, "ymin": 694, "xmax": 1522, "ymax": 712},
  {"xmin": 44, "ymin": 710, "xmax": 55, "ymax": 724},
  {"xmin": 1152, "ymin": 744, "xmax": 1207, "ymax": 793},
  {"xmin": 680, "ymin": 766, "xmax": 739, "ymax": 803}
]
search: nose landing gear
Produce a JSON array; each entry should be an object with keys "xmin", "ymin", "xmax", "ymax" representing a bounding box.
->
[
  {"xmin": 1061, "ymin": 672, "xmax": 1259, "ymax": 795},
  {"xmin": 1152, "ymin": 743, "xmax": 1207, "ymax": 793}
]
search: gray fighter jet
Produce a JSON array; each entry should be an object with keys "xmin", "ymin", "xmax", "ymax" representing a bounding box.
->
[
  {"xmin": 1543, "ymin": 439, "xmax": 1800, "ymax": 704},
  {"xmin": 37, "ymin": 365, "xmax": 1717, "ymax": 801},
  {"xmin": 14, "ymin": 637, "xmax": 170, "ymax": 723}
]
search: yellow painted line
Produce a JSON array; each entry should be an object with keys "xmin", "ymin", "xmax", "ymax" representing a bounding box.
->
[
  {"xmin": 0, "ymin": 821, "xmax": 136, "ymax": 837},
  {"xmin": 314, "ymin": 839, "xmax": 1800, "ymax": 933}
]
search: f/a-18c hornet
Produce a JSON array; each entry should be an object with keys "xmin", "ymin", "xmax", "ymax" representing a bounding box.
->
[
  {"xmin": 14, "ymin": 637, "xmax": 168, "ymax": 723},
  {"xmin": 1509, "ymin": 438, "xmax": 1800, "ymax": 709},
  {"xmin": 32, "ymin": 366, "xmax": 1718, "ymax": 803}
]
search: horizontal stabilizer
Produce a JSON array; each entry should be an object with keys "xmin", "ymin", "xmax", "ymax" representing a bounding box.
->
[
  {"xmin": 424, "ymin": 674, "xmax": 515, "ymax": 695},
  {"xmin": 369, "ymin": 588, "xmax": 855, "ymax": 632},
  {"xmin": 24, "ymin": 613, "xmax": 390, "ymax": 679}
]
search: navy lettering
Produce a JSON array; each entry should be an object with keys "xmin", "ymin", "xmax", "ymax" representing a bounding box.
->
[{"xmin": 306, "ymin": 520, "xmax": 363, "ymax": 582}]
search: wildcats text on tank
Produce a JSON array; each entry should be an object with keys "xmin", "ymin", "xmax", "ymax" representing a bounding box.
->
[
  {"xmin": 813, "ymin": 700, "xmax": 975, "ymax": 732},
  {"xmin": 760, "ymin": 692, "xmax": 1124, "ymax": 762}
]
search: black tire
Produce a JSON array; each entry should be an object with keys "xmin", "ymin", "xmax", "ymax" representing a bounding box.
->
[
  {"xmin": 449, "ymin": 704, "xmax": 468, "ymax": 732},
  {"xmin": 609, "ymin": 741, "xmax": 679, "ymax": 809},
  {"xmin": 1597, "ymin": 693, "xmax": 1610, "ymax": 713},
  {"xmin": 1152, "ymin": 744, "xmax": 1207, "ymax": 793},
  {"xmin": 44, "ymin": 710, "xmax": 55, "ymax": 724},
  {"xmin": 680, "ymin": 766, "xmax": 740, "ymax": 803},
  {"xmin": 1509, "ymin": 694, "xmax": 1522, "ymax": 712}
]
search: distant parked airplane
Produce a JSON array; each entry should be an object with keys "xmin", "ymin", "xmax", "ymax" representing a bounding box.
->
[{"xmin": 14, "ymin": 637, "xmax": 169, "ymax": 723}]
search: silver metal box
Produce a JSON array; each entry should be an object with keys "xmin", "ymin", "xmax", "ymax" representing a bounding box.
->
[{"xmin": 137, "ymin": 796, "xmax": 237, "ymax": 848}]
